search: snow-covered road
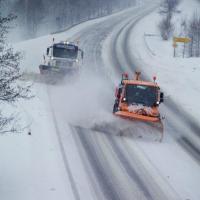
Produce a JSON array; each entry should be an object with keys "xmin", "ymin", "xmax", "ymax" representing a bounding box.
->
[
  {"xmin": 3, "ymin": 1, "xmax": 200, "ymax": 200},
  {"xmin": 47, "ymin": 4, "xmax": 174, "ymax": 200},
  {"xmin": 47, "ymin": 2, "xmax": 200, "ymax": 200}
]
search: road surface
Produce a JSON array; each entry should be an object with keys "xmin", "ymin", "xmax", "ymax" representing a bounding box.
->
[{"xmin": 45, "ymin": 2, "xmax": 200, "ymax": 200}]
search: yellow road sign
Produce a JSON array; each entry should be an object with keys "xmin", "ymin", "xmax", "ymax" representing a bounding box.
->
[{"xmin": 173, "ymin": 37, "xmax": 191, "ymax": 43}]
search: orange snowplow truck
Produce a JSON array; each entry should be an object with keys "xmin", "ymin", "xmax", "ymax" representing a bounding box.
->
[{"xmin": 113, "ymin": 72, "xmax": 164, "ymax": 129}]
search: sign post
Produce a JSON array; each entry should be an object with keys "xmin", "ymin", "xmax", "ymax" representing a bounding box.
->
[
  {"xmin": 173, "ymin": 42, "xmax": 177, "ymax": 57},
  {"xmin": 173, "ymin": 37, "xmax": 191, "ymax": 58}
]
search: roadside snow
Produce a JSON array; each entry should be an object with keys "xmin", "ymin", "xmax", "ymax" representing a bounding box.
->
[{"xmin": 0, "ymin": 83, "xmax": 74, "ymax": 200}]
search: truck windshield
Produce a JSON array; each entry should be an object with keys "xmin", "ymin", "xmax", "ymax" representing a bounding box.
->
[
  {"xmin": 53, "ymin": 44, "xmax": 78, "ymax": 59},
  {"xmin": 125, "ymin": 84, "xmax": 158, "ymax": 107}
]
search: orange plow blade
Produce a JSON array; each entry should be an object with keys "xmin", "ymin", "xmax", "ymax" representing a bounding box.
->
[
  {"xmin": 113, "ymin": 111, "xmax": 164, "ymax": 142},
  {"xmin": 115, "ymin": 111, "xmax": 160, "ymax": 123}
]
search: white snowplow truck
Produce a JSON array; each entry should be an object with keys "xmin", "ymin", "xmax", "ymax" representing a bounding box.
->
[{"xmin": 39, "ymin": 41, "xmax": 84, "ymax": 74}]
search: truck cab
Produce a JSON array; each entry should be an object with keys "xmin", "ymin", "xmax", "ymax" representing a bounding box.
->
[
  {"xmin": 113, "ymin": 72, "xmax": 164, "ymax": 123},
  {"xmin": 39, "ymin": 41, "xmax": 84, "ymax": 74}
]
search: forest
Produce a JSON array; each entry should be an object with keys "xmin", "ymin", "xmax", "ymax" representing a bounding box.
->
[{"xmin": 1, "ymin": 0, "xmax": 136, "ymax": 40}]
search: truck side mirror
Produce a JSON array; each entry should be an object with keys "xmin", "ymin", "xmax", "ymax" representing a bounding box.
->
[
  {"xmin": 46, "ymin": 48, "xmax": 49, "ymax": 55},
  {"xmin": 160, "ymin": 92, "xmax": 164, "ymax": 103}
]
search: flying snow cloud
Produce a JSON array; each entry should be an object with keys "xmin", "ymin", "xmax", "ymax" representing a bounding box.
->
[{"xmin": 49, "ymin": 68, "xmax": 115, "ymax": 128}]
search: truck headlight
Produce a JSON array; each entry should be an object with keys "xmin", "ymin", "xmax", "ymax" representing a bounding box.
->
[{"xmin": 76, "ymin": 59, "xmax": 79, "ymax": 63}]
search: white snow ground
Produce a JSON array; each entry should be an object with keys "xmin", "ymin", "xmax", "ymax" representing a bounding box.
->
[{"xmin": 0, "ymin": 0, "xmax": 200, "ymax": 200}]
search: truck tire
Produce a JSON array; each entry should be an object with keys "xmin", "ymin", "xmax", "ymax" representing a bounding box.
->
[{"xmin": 113, "ymin": 101, "xmax": 119, "ymax": 113}]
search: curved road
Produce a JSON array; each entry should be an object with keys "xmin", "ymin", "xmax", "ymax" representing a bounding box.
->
[{"xmin": 47, "ymin": 2, "xmax": 200, "ymax": 200}]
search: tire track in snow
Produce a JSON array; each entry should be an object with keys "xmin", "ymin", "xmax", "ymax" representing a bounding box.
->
[
  {"xmin": 178, "ymin": 137, "xmax": 200, "ymax": 163},
  {"xmin": 70, "ymin": 126, "xmax": 106, "ymax": 200},
  {"xmin": 72, "ymin": 125, "xmax": 158, "ymax": 200},
  {"xmin": 109, "ymin": 6, "xmax": 156, "ymax": 74},
  {"xmin": 47, "ymin": 88, "xmax": 81, "ymax": 200},
  {"xmin": 74, "ymin": 126, "xmax": 121, "ymax": 200},
  {"xmin": 107, "ymin": 134, "xmax": 179, "ymax": 200},
  {"xmin": 71, "ymin": 124, "xmax": 173, "ymax": 200},
  {"xmin": 165, "ymin": 98, "xmax": 200, "ymax": 139},
  {"xmin": 110, "ymin": 9, "xmax": 150, "ymax": 75},
  {"xmin": 107, "ymin": 135, "xmax": 154, "ymax": 200}
]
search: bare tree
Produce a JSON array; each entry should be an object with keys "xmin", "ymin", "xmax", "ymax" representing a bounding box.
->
[
  {"xmin": 188, "ymin": 12, "xmax": 200, "ymax": 57},
  {"xmin": 158, "ymin": 15, "xmax": 174, "ymax": 40},
  {"xmin": 180, "ymin": 17, "xmax": 187, "ymax": 36},
  {"xmin": 13, "ymin": 0, "xmax": 45, "ymax": 38},
  {"xmin": 158, "ymin": 0, "xmax": 181, "ymax": 40},
  {"xmin": 159, "ymin": 0, "xmax": 180, "ymax": 17},
  {"xmin": 0, "ymin": 10, "xmax": 32, "ymax": 133}
]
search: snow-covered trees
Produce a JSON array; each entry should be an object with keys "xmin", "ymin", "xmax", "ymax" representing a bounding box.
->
[
  {"xmin": 11, "ymin": 0, "xmax": 136, "ymax": 39},
  {"xmin": 159, "ymin": 0, "xmax": 180, "ymax": 17},
  {"xmin": 158, "ymin": 15, "xmax": 174, "ymax": 40},
  {"xmin": 188, "ymin": 13, "xmax": 200, "ymax": 57},
  {"xmin": 14, "ymin": 0, "xmax": 45, "ymax": 38},
  {"xmin": 158, "ymin": 0, "xmax": 200, "ymax": 57},
  {"xmin": 177, "ymin": 12, "xmax": 200, "ymax": 58},
  {"xmin": 158, "ymin": 0, "xmax": 180, "ymax": 40},
  {"xmin": 0, "ymin": 7, "xmax": 31, "ymax": 132}
]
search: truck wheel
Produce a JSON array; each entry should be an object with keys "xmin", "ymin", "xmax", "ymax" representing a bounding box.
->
[{"xmin": 113, "ymin": 102, "xmax": 119, "ymax": 113}]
